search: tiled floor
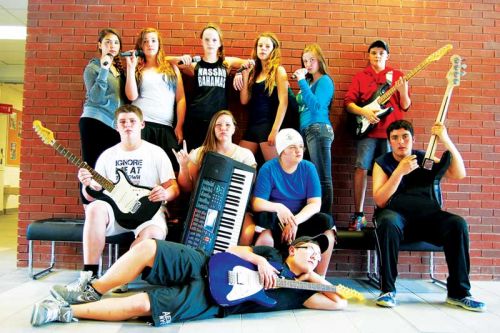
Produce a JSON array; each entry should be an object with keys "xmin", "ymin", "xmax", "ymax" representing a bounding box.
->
[{"xmin": 0, "ymin": 212, "xmax": 499, "ymax": 332}]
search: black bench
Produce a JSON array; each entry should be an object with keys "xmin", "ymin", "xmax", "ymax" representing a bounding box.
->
[
  {"xmin": 26, "ymin": 218, "xmax": 135, "ymax": 279},
  {"xmin": 335, "ymin": 228, "xmax": 445, "ymax": 287}
]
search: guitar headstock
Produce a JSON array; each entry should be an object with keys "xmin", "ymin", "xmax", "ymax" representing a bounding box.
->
[
  {"xmin": 427, "ymin": 44, "xmax": 453, "ymax": 63},
  {"xmin": 447, "ymin": 54, "xmax": 466, "ymax": 87},
  {"xmin": 336, "ymin": 284, "xmax": 365, "ymax": 302},
  {"xmin": 33, "ymin": 120, "xmax": 56, "ymax": 146}
]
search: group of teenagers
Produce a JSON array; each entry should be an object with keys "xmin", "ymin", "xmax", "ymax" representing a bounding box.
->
[{"xmin": 31, "ymin": 24, "xmax": 485, "ymax": 327}]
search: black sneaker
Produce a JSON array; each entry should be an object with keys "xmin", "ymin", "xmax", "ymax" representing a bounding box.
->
[
  {"xmin": 50, "ymin": 271, "xmax": 101, "ymax": 305},
  {"xmin": 31, "ymin": 299, "xmax": 75, "ymax": 326}
]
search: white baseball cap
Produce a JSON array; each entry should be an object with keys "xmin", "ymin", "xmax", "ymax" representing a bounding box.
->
[{"xmin": 275, "ymin": 128, "xmax": 304, "ymax": 155}]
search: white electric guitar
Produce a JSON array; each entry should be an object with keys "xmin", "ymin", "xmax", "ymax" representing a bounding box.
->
[{"xmin": 422, "ymin": 55, "xmax": 466, "ymax": 170}]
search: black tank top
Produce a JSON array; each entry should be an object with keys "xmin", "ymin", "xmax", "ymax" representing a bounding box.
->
[
  {"xmin": 189, "ymin": 58, "xmax": 228, "ymax": 121},
  {"xmin": 248, "ymin": 81, "xmax": 279, "ymax": 126}
]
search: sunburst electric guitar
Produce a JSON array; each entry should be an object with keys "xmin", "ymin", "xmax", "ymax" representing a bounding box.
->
[
  {"xmin": 33, "ymin": 120, "xmax": 161, "ymax": 229},
  {"xmin": 353, "ymin": 44, "xmax": 453, "ymax": 139},
  {"xmin": 208, "ymin": 252, "xmax": 365, "ymax": 307}
]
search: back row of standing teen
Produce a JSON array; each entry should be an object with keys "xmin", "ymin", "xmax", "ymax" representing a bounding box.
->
[{"xmin": 80, "ymin": 23, "xmax": 335, "ymax": 217}]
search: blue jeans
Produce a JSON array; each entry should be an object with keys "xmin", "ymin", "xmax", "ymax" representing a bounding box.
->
[
  {"xmin": 355, "ymin": 137, "xmax": 390, "ymax": 170},
  {"xmin": 303, "ymin": 123, "xmax": 334, "ymax": 214}
]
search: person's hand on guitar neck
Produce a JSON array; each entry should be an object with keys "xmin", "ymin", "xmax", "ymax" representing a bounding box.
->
[
  {"xmin": 431, "ymin": 122, "xmax": 452, "ymax": 147},
  {"xmin": 394, "ymin": 76, "xmax": 411, "ymax": 110},
  {"xmin": 431, "ymin": 122, "xmax": 466, "ymax": 180},
  {"xmin": 78, "ymin": 168, "xmax": 102, "ymax": 191}
]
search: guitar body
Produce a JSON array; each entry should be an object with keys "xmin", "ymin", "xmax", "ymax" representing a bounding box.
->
[
  {"xmin": 208, "ymin": 252, "xmax": 278, "ymax": 308},
  {"xmin": 353, "ymin": 83, "xmax": 394, "ymax": 139},
  {"xmin": 86, "ymin": 169, "xmax": 162, "ymax": 229},
  {"xmin": 387, "ymin": 151, "xmax": 451, "ymax": 217}
]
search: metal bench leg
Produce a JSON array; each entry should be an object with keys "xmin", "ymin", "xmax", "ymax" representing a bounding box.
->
[
  {"xmin": 367, "ymin": 249, "xmax": 381, "ymax": 288},
  {"xmin": 29, "ymin": 240, "xmax": 56, "ymax": 280},
  {"xmin": 429, "ymin": 252, "xmax": 447, "ymax": 288}
]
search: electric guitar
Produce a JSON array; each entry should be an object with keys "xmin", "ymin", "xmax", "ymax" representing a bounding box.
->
[
  {"xmin": 352, "ymin": 44, "xmax": 453, "ymax": 139},
  {"xmin": 33, "ymin": 120, "xmax": 161, "ymax": 229},
  {"xmin": 422, "ymin": 55, "xmax": 465, "ymax": 170},
  {"xmin": 208, "ymin": 252, "xmax": 365, "ymax": 308},
  {"xmin": 386, "ymin": 56, "xmax": 465, "ymax": 215}
]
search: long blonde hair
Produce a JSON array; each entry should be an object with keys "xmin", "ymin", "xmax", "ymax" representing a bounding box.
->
[
  {"xmin": 249, "ymin": 32, "xmax": 281, "ymax": 96},
  {"xmin": 301, "ymin": 43, "xmax": 330, "ymax": 81},
  {"xmin": 134, "ymin": 27, "xmax": 177, "ymax": 88},
  {"xmin": 197, "ymin": 110, "xmax": 237, "ymax": 163}
]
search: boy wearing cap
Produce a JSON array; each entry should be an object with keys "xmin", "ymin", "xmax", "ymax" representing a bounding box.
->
[
  {"xmin": 252, "ymin": 128, "xmax": 335, "ymax": 277},
  {"xmin": 31, "ymin": 235, "xmax": 347, "ymax": 327},
  {"xmin": 344, "ymin": 39, "xmax": 411, "ymax": 231}
]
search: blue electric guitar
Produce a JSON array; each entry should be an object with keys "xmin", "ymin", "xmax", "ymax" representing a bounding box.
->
[
  {"xmin": 208, "ymin": 252, "xmax": 364, "ymax": 307},
  {"xmin": 33, "ymin": 120, "xmax": 161, "ymax": 229}
]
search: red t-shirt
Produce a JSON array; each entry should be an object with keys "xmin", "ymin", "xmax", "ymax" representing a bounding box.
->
[{"xmin": 344, "ymin": 65, "xmax": 410, "ymax": 138}]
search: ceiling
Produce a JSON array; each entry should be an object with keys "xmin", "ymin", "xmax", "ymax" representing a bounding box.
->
[{"xmin": 0, "ymin": 0, "xmax": 27, "ymax": 84}]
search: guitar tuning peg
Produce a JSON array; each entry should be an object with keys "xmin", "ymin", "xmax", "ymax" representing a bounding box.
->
[
  {"xmin": 461, "ymin": 63, "xmax": 467, "ymax": 69},
  {"xmin": 461, "ymin": 71, "xmax": 466, "ymax": 76}
]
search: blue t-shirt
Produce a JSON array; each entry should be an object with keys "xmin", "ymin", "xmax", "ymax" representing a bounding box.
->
[{"xmin": 253, "ymin": 158, "xmax": 321, "ymax": 214}]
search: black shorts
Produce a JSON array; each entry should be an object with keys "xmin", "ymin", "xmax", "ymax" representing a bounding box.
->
[
  {"xmin": 142, "ymin": 241, "xmax": 221, "ymax": 326},
  {"xmin": 142, "ymin": 122, "xmax": 180, "ymax": 171},
  {"xmin": 254, "ymin": 212, "xmax": 335, "ymax": 250},
  {"xmin": 242, "ymin": 123, "xmax": 273, "ymax": 143}
]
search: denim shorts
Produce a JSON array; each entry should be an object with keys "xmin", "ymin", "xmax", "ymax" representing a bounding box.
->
[{"xmin": 355, "ymin": 137, "xmax": 390, "ymax": 170}]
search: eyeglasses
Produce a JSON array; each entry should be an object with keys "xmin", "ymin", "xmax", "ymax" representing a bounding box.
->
[{"xmin": 295, "ymin": 246, "xmax": 321, "ymax": 261}]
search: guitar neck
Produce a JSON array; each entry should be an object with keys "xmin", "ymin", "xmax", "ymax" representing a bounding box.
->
[
  {"xmin": 424, "ymin": 83, "xmax": 455, "ymax": 159},
  {"xmin": 53, "ymin": 142, "xmax": 115, "ymax": 192},
  {"xmin": 275, "ymin": 278, "xmax": 336, "ymax": 293},
  {"xmin": 378, "ymin": 57, "xmax": 436, "ymax": 105}
]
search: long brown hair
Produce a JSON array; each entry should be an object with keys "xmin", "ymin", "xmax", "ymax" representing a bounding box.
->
[
  {"xmin": 98, "ymin": 28, "xmax": 124, "ymax": 75},
  {"xmin": 134, "ymin": 27, "xmax": 177, "ymax": 88},
  {"xmin": 197, "ymin": 110, "xmax": 237, "ymax": 163},
  {"xmin": 248, "ymin": 32, "xmax": 282, "ymax": 96},
  {"xmin": 301, "ymin": 43, "xmax": 330, "ymax": 81}
]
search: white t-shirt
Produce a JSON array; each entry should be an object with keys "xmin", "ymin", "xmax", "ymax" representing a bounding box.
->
[
  {"xmin": 189, "ymin": 145, "xmax": 257, "ymax": 168},
  {"xmin": 96, "ymin": 140, "xmax": 175, "ymax": 187},
  {"xmin": 132, "ymin": 71, "xmax": 176, "ymax": 126}
]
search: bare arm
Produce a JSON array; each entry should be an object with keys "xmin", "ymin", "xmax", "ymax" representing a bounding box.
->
[
  {"xmin": 148, "ymin": 178, "xmax": 180, "ymax": 203},
  {"xmin": 174, "ymin": 65, "xmax": 186, "ymax": 144},
  {"xmin": 433, "ymin": 123, "xmax": 466, "ymax": 180},
  {"xmin": 124, "ymin": 52, "xmax": 139, "ymax": 101},
  {"xmin": 268, "ymin": 66, "xmax": 289, "ymax": 146}
]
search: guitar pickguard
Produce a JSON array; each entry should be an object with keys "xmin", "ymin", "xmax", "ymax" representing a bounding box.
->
[{"xmin": 226, "ymin": 266, "xmax": 263, "ymax": 301}]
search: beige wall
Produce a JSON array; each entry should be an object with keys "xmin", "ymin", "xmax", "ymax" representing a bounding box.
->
[{"xmin": 0, "ymin": 83, "xmax": 23, "ymax": 211}]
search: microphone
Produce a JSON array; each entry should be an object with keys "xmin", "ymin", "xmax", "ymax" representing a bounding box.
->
[
  {"xmin": 178, "ymin": 55, "xmax": 201, "ymax": 65},
  {"xmin": 119, "ymin": 50, "xmax": 144, "ymax": 57},
  {"xmin": 102, "ymin": 53, "xmax": 113, "ymax": 67},
  {"xmin": 236, "ymin": 60, "xmax": 255, "ymax": 73},
  {"xmin": 291, "ymin": 68, "xmax": 307, "ymax": 80}
]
